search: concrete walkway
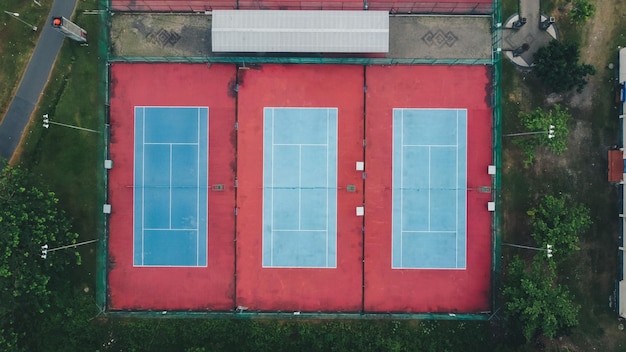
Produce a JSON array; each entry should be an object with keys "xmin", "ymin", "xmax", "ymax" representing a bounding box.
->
[
  {"xmin": 110, "ymin": 13, "xmax": 493, "ymax": 61},
  {"xmin": 0, "ymin": 0, "xmax": 78, "ymax": 160},
  {"xmin": 501, "ymin": 0, "xmax": 558, "ymax": 67}
]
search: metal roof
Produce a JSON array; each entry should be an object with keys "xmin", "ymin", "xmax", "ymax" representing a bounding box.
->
[
  {"xmin": 620, "ymin": 48, "xmax": 626, "ymax": 83},
  {"xmin": 211, "ymin": 10, "xmax": 389, "ymax": 53}
]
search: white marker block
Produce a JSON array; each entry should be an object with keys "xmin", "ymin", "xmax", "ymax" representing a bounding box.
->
[
  {"xmin": 103, "ymin": 204, "xmax": 112, "ymax": 214},
  {"xmin": 356, "ymin": 161, "xmax": 364, "ymax": 171},
  {"xmin": 488, "ymin": 165, "xmax": 496, "ymax": 175},
  {"xmin": 487, "ymin": 202, "xmax": 495, "ymax": 212},
  {"xmin": 356, "ymin": 206, "xmax": 364, "ymax": 216}
]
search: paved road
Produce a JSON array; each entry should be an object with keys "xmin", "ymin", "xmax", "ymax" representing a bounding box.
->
[{"xmin": 0, "ymin": 0, "xmax": 78, "ymax": 160}]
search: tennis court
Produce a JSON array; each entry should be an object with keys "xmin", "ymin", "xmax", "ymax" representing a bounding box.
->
[
  {"xmin": 236, "ymin": 64, "xmax": 364, "ymax": 312},
  {"xmin": 133, "ymin": 106, "xmax": 209, "ymax": 267},
  {"xmin": 364, "ymin": 65, "xmax": 492, "ymax": 313},
  {"xmin": 392, "ymin": 108, "xmax": 467, "ymax": 269},
  {"xmin": 263, "ymin": 107, "xmax": 338, "ymax": 268},
  {"xmin": 107, "ymin": 63, "xmax": 493, "ymax": 314},
  {"xmin": 108, "ymin": 63, "xmax": 236, "ymax": 311}
]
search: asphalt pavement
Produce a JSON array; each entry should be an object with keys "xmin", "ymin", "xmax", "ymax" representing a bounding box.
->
[{"xmin": 0, "ymin": 0, "xmax": 78, "ymax": 160}]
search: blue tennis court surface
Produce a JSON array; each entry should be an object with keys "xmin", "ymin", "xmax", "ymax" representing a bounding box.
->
[
  {"xmin": 392, "ymin": 109, "xmax": 467, "ymax": 269},
  {"xmin": 263, "ymin": 108, "xmax": 338, "ymax": 268},
  {"xmin": 133, "ymin": 107, "xmax": 208, "ymax": 267}
]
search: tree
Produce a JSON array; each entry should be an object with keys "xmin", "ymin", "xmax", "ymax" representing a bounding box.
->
[
  {"xmin": 513, "ymin": 104, "xmax": 570, "ymax": 166},
  {"xmin": 0, "ymin": 161, "xmax": 79, "ymax": 351},
  {"xmin": 569, "ymin": 0, "xmax": 595, "ymax": 23},
  {"xmin": 504, "ymin": 256, "xmax": 579, "ymax": 342},
  {"xmin": 527, "ymin": 194, "xmax": 591, "ymax": 258},
  {"xmin": 533, "ymin": 40, "xmax": 595, "ymax": 93}
]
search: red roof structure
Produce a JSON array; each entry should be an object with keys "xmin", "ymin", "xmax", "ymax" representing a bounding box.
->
[{"xmin": 608, "ymin": 150, "xmax": 623, "ymax": 182}]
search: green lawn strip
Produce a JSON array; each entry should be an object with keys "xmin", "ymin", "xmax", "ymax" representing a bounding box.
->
[
  {"xmin": 540, "ymin": 0, "xmax": 558, "ymax": 13},
  {"xmin": 500, "ymin": 0, "xmax": 518, "ymax": 20},
  {"xmin": 500, "ymin": 60, "xmax": 535, "ymax": 253},
  {"xmin": 548, "ymin": 0, "xmax": 583, "ymax": 43},
  {"xmin": 0, "ymin": 0, "xmax": 51, "ymax": 123},
  {"xmin": 16, "ymin": 3, "xmax": 100, "ymax": 289},
  {"xmin": 101, "ymin": 319, "xmax": 499, "ymax": 352}
]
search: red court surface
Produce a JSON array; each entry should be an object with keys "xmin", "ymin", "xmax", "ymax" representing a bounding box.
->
[
  {"xmin": 364, "ymin": 65, "xmax": 492, "ymax": 313},
  {"xmin": 236, "ymin": 64, "xmax": 365, "ymax": 312},
  {"xmin": 108, "ymin": 63, "xmax": 237, "ymax": 310},
  {"xmin": 106, "ymin": 63, "xmax": 493, "ymax": 314},
  {"xmin": 110, "ymin": 0, "xmax": 490, "ymax": 12},
  {"xmin": 111, "ymin": 0, "xmax": 236, "ymax": 11},
  {"xmin": 368, "ymin": 1, "xmax": 491, "ymax": 13}
]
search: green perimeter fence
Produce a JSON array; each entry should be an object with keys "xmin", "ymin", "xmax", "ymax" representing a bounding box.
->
[
  {"xmin": 490, "ymin": 0, "xmax": 503, "ymax": 318},
  {"xmin": 96, "ymin": 0, "xmax": 503, "ymax": 319},
  {"xmin": 97, "ymin": 0, "xmax": 111, "ymax": 312},
  {"xmin": 108, "ymin": 56, "xmax": 493, "ymax": 65}
]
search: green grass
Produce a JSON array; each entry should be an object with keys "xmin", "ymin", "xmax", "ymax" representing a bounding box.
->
[
  {"xmin": 16, "ymin": 1, "xmax": 101, "ymax": 288},
  {"xmin": 499, "ymin": 0, "xmax": 626, "ymax": 349},
  {"xmin": 546, "ymin": 0, "xmax": 584, "ymax": 42},
  {"xmin": 0, "ymin": 0, "xmax": 51, "ymax": 123},
  {"xmin": 85, "ymin": 319, "xmax": 502, "ymax": 352},
  {"xmin": 501, "ymin": 0, "xmax": 519, "ymax": 19},
  {"xmin": 540, "ymin": 0, "xmax": 558, "ymax": 13}
]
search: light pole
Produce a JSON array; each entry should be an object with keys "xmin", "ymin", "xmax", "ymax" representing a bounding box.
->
[
  {"xmin": 42, "ymin": 114, "xmax": 100, "ymax": 133},
  {"xmin": 504, "ymin": 125, "xmax": 556, "ymax": 139},
  {"xmin": 3, "ymin": 11, "xmax": 37, "ymax": 31},
  {"xmin": 502, "ymin": 242, "xmax": 553, "ymax": 258},
  {"xmin": 41, "ymin": 239, "xmax": 99, "ymax": 259}
]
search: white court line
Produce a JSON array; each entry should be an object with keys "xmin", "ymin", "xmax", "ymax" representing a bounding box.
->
[
  {"xmin": 206, "ymin": 108, "xmax": 210, "ymax": 266},
  {"xmin": 392, "ymin": 265, "xmax": 463, "ymax": 271},
  {"xmin": 273, "ymin": 143, "xmax": 328, "ymax": 146},
  {"xmin": 261, "ymin": 264, "xmax": 338, "ymax": 269},
  {"xmin": 325, "ymin": 108, "xmax": 329, "ymax": 267},
  {"xmin": 132, "ymin": 107, "xmax": 138, "ymax": 265},
  {"xmin": 144, "ymin": 228, "xmax": 199, "ymax": 231},
  {"xmin": 463, "ymin": 109, "xmax": 468, "ymax": 269},
  {"xmin": 134, "ymin": 107, "xmax": 210, "ymax": 267},
  {"xmin": 402, "ymin": 230, "xmax": 456, "ymax": 233},
  {"xmin": 401, "ymin": 108, "xmax": 460, "ymax": 269},
  {"xmin": 169, "ymin": 144, "xmax": 172, "ymax": 229},
  {"xmin": 264, "ymin": 108, "xmax": 336, "ymax": 268},
  {"xmin": 270, "ymin": 108, "xmax": 275, "ymax": 266},
  {"xmin": 196, "ymin": 107, "xmax": 200, "ymax": 266},
  {"xmin": 141, "ymin": 108, "xmax": 146, "ymax": 265},
  {"xmin": 403, "ymin": 144, "xmax": 457, "ymax": 147},
  {"xmin": 455, "ymin": 109, "xmax": 459, "ymax": 267},
  {"xmin": 400, "ymin": 109, "xmax": 404, "ymax": 268},
  {"xmin": 263, "ymin": 106, "xmax": 336, "ymax": 110},
  {"xmin": 135, "ymin": 105, "xmax": 208, "ymax": 109},
  {"xmin": 272, "ymin": 229, "xmax": 327, "ymax": 232},
  {"xmin": 426, "ymin": 147, "xmax": 432, "ymax": 231},
  {"xmin": 390, "ymin": 108, "xmax": 471, "ymax": 269},
  {"xmin": 298, "ymin": 145, "xmax": 302, "ymax": 231},
  {"xmin": 392, "ymin": 107, "xmax": 464, "ymax": 111},
  {"xmin": 144, "ymin": 142, "xmax": 198, "ymax": 145}
]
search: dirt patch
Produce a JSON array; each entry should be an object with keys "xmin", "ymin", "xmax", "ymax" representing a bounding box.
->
[
  {"xmin": 531, "ymin": 119, "xmax": 592, "ymax": 180},
  {"xmin": 110, "ymin": 13, "xmax": 212, "ymax": 57},
  {"xmin": 567, "ymin": 0, "xmax": 622, "ymax": 111},
  {"xmin": 533, "ymin": 0, "xmax": 623, "ymax": 188}
]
